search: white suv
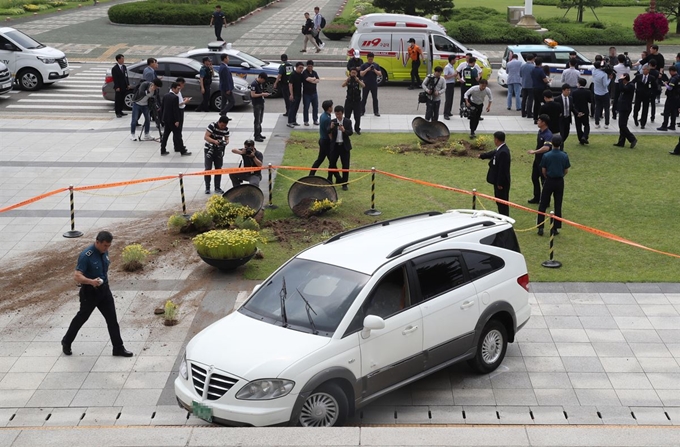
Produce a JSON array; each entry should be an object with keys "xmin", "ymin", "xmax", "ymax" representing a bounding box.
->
[{"xmin": 175, "ymin": 210, "xmax": 531, "ymax": 427}]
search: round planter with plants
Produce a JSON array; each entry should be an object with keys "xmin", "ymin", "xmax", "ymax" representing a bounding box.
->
[{"xmin": 193, "ymin": 229, "xmax": 263, "ymax": 271}]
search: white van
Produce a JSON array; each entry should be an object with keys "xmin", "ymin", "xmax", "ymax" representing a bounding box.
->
[
  {"xmin": 0, "ymin": 61, "xmax": 12, "ymax": 95},
  {"xmin": 348, "ymin": 14, "xmax": 491, "ymax": 86},
  {"xmin": 0, "ymin": 27, "xmax": 70, "ymax": 91}
]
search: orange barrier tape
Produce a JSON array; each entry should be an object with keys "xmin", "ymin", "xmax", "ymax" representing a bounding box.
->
[{"xmin": 0, "ymin": 187, "xmax": 69, "ymax": 213}]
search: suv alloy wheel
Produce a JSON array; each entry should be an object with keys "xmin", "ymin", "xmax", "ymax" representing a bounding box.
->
[
  {"xmin": 297, "ymin": 383, "xmax": 348, "ymax": 427},
  {"xmin": 468, "ymin": 320, "xmax": 508, "ymax": 374}
]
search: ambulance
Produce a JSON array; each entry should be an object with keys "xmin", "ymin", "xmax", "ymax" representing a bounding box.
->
[{"xmin": 347, "ymin": 13, "xmax": 491, "ymax": 86}]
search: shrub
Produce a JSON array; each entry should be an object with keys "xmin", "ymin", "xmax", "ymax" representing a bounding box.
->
[
  {"xmin": 541, "ymin": 19, "xmax": 642, "ymax": 45},
  {"xmin": 49, "ymin": 1, "xmax": 66, "ymax": 5},
  {"xmin": 190, "ymin": 210, "xmax": 214, "ymax": 232},
  {"xmin": 167, "ymin": 213, "xmax": 188, "ymax": 233},
  {"xmin": 309, "ymin": 198, "xmax": 341, "ymax": 215},
  {"xmin": 535, "ymin": 0, "xmax": 640, "ymax": 5},
  {"xmin": 164, "ymin": 300, "xmax": 178, "ymax": 320},
  {"xmin": 205, "ymin": 195, "xmax": 255, "ymax": 227},
  {"xmin": 193, "ymin": 229, "xmax": 263, "ymax": 259},
  {"xmin": 233, "ymin": 216, "xmax": 260, "ymax": 231},
  {"xmin": 108, "ymin": 0, "xmax": 269, "ymax": 25},
  {"xmin": 0, "ymin": 7, "xmax": 24, "ymax": 14},
  {"xmin": 121, "ymin": 243, "xmax": 151, "ymax": 272},
  {"xmin": 23, "ymin": 4, "xmax": 39, "ymax": 11}
]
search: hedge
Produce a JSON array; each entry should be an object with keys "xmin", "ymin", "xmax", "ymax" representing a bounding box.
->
[
  {"xmin": 534, "ymin": 0, "xmax": 641, "ymax": 6},
  {"xmin": 108, "ymin": 0, "xmax": 270, "ymax": 25}
]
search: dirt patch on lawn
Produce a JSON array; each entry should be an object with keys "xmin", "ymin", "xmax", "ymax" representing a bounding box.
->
[
  {"xmin": 263, "ymin": 216, "xmax": 347, "ymax": 246},
  {"xmin": 385, "ymin": 139, "xmax": 488, "ymax": 157}
]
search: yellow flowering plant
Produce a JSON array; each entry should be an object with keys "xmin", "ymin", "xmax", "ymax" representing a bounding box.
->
[
  {"xmin": 309, "ymin": 198, "xmax": 341, "ymax": 215},
  {"xmin": 121, "ymin": 243, "xmax": 151, "ymax": 272},
  {"xmin": 193, "ymin": 229, "xmax": 264, "ymax": 259},
  {"xmin": 205, "ymin": 195, "xmax": 256, "ymax": 228},
  {"xmin": 164, "ymin": 300, "xmax": 178, "ymax": 321}
]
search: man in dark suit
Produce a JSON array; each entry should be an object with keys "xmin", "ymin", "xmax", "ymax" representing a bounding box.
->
[
  {"xmin": 479, "ymin": 131, "xmax": 511, "ymax": 216},
  {"xmin": 327, "ymin": 105, "xmax": 353, "ymax": 191},
  {"xmin": 539, "ymin": 90, "xmax": 561, "ymax": 135},
  {"xmin": 633, "ymin": 64, "xmax": 657, "ymax": 129},
  {"xmin": 553, "ymin": 84, "xmax": 575, "ymax": 146},
  {"xmin": 571, "ymin": 78, "xmax": 593, "ymax": 145},
  {"xmin": 218, "ymin": 54, "xmax": 234, "ymax": 117},
  {"xmin": 614, "ymin": 74, "xmax": 637, "ymax": 148},
  {"xmin": 111, "ymin": 54, "xmax": 130, "ymax": 118},
  {"xmin": 160, "ymin": 83, "xmax": 191, "ymax": 156}
]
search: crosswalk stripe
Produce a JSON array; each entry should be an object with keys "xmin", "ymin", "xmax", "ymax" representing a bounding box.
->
[
  {"xmin": 46, "ymin": 88, "xmax": 102, "ymax": 93},
  {"xmin": 29, "ymin": 93, "xmax": 103, "ymax": 97},
  {"xmin": 7, "ymin": 105, "xmax": 110, "ymax": 109},
  {"xmin": 18, "ymin": 99, "xmax": 106, "ymax": 103}
]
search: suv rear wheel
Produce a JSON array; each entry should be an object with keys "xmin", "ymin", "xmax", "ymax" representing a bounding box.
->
[
  {"xmin": 298, "ymin": 382, "xmax": 348, "ymax": 427},
  {"xmin": 17, "ymin": 68, "xmax": 43, "ymax": 91},
  {"xmin": 468, "ymin": 320, "xmax": 508, "ymax": 374}
]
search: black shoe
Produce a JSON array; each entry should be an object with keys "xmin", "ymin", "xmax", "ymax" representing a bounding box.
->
[
  {"xmin": 408, "ymin": 86, "xmax": 415, "ymax": 90},
  {"xmin": 112, "ymin": 347, "xmax": 133, "ymax": 357},
  {"xmin": 613, "ymin": 143, "xmax": 625, "ymax": 147},
  {"xmin": 528, "ymin": 198, "xmax": 539, "ymax": 204},
  {"xmin": 651, "ymin": 117, "xmax": 655, "ymax": 123},
  {"xmin": 585, "ymin": 139, "xmax": 590, "ymax": 145},
  {"xmin": 658, "ymin": 127, "xmax": 668, "ymax": 131},
  {"xmin": 215, "ymin": 188, "xmax": 224, "ymax": 194},
  {"xmin": 533, "ymin": 121, "xmax": 538, "ymax": 125},
  {"xmin": 469, "ymin": 133, "xmax": 475, "ymax": 139},
  {"xmin": 355, "ymin": 130, "xmax": 361, "ymax": 135},
  {"xmin": 254, "ymin": 137, "xmax": 265, "ymax": 142},
  {"xmin": 160, "ymin": 150, "xmax": 169, "ymax": 156},
  {"xmin": 630, "ymin": 139, "xmax": 637, "ymax": 149},
  {"xmin": 259, "ymin": 135, "xmax": 267, "ymax": 139},
  {"xmin": 670, "ymin": 127, "xmax": 677, "ymax": 131},
  {"xmin": 205, "ymin": 188, "xmax": 210, "ymax": 194},
  {"xmin": 527, "ymin": 114, "xmax": 533, "ymax": 119},
  {"xmin": 444, "ymin": 115, "xmax": 450, "ymax": 120},
  {"xmin": 375, "ymin": 113, "xmax": 380, "ymax": 117},
  {"xmin": 579, "ymin": 138, "xmax": 586, "ymax": 145},
  {"xmin": 670, "ymin": 151, "xmax": 680, "ymax": 155},
  {"xmin": 522, "ymin": 114, "xmax": 527, "ymax": 118},
  {"xmin": 61, "ymin": 341, "xmax": 72, "ymax": 356},
  {"xmin": 120, "ymin": 112, "xmax": 128, "ymax": 116},
  {"xmin": 116, "ymin": 114, "xmax": 124, "ymax": 118},
  {"xmin": 180, "ymin": 150, "xmax": 192, "ymax": 156},
  {"xmin": 537, "ymin": 228, "xmax": 544, "ymax": 236},
  {"xmin": 282, "ymin": 113, "xmax": 288, "ymax": 117},
  {"xmin": 551, "ymin": 229, "xmax": 560, "ymax": 236},
  {"xmin": 342, "ymin": 184, "xmax": 348, "ymax": 191},
  {"xmin": 634, "ymin": 120, "xmax": 639, "ymax": 127},
  {"xmin": 479, "ymin": 117, "xmax": 484, "ymax": 121}
]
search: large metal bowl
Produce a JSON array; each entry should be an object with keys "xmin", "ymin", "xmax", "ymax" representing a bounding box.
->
[
  {"xmin": 287, "ymin": 176, "xmax": 338, "ymax": 217},
  {"xmin": 222, "ymin": 184, "xmax": 264, "ymax": 213},
  {"xmin": 412, "ymin": 116, "xmax": 450, "ymax": 144}
]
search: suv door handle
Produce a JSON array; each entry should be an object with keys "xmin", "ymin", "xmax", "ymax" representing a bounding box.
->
[
  {"xmin": 460, "ymin": 300, "xmax": 475, "ymax": 309},
  {"xmin": 402, "ymin": 325, "xmax": 418, "ymax": 335}
]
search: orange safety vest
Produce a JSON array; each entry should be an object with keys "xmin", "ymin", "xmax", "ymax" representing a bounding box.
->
[{"xmin": 408, "ymin": 45, "xmax": 422, "ymax": 62}]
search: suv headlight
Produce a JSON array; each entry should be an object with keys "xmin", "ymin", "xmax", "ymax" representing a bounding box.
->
[
  {"xmin": 236, "ymin": 84, "xmax": 248, "ymax": 92},
  {"xmin": 37, "ymin": 57, "xmax": 56, "ymax": 64},
  {"xmin": 179, "ymin": 352, "xmax": 188, "ymax": 380},
  {"xmin": 236, "ymin": 379, "xmax": 294, "ymax": 400}
]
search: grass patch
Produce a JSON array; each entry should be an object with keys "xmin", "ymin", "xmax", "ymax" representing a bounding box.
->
[
  {"xmin": 0, "ymin": 0, "xmax": 111, "ymax": 18},
  {"xmin": 243, "ymin": 131, "xmax": 680, "ymax": 283}
]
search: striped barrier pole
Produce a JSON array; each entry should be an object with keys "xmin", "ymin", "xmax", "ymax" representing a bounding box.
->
[
  {"xmin": 472, "ymin": 188, "xmax": 477, "ymax": 210},
  {"xmin": 364, "ymin": 167, "xmax": 382, "ymax": 216},
  {"xmin": 542, "ymin": 211, "xmax": 562, "ymax": 268},
  {"xmin": 265, "ymin": 163, "xmax": 277, "ymax": 209},
  {"xmin": 178, "ymin": 173, "xmax": 189, "ymax": 217},
  {"xmin": 63, "ymin": 185, "xmax": 83, "ymax": 238}
]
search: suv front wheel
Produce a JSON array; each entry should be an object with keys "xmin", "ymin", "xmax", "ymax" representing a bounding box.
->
[
  {"xmin": 17, "ymin": 68, "xmax": 43, "ymax": 91},
  {"xmin": 297, "ymin": 382, "xmax": 348, "ymax": 427},
  {"xmin": 468, "ymin": 320, "xmax": 508, "ymax": 374}
]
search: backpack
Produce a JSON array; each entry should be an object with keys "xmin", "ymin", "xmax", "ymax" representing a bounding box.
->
[{"xmin": 320, "ymin": 15, "xmax": 326, "ymax": 29}]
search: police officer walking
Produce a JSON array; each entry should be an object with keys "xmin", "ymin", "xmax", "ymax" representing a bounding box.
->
[
  {"xmin": 61, "ymin": 231, "xmax": 132, "ymax": 357},
  {"xmin": 537, "ymin": 135, "xmax": 570, "ymax": 236},
  {"xmin": 196, "ymin": 57, "xmax": 213, "ymax": 112},
  {"xmin": 274, "ymin": 54, "xmax": 293, "ymax": 117},
  {"xmin": 458, "ymin": 55, "xmax": 479, "ymax": 109}
]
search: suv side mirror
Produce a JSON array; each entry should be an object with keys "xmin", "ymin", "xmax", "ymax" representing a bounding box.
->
[
  {"xmin": 241, "ymin": 62, "xmax": 250, "ymax": 69},
  {"xmin": 2, "ymin": 43, "xmax": 16, "ymax": 51},
  {"xmin": 361, "ymin": 315, "xmax": 385, "ymax": 339}
]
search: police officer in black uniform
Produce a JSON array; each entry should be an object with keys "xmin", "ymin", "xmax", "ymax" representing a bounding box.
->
[
  {"xmin": 62, "ymin": 231, "xmax": 132, "ymax": 357},
  {"xmin": 274, "ymin": 54, "xmax": 293, "ymax": 117},
  {"xmin": 343, "ymin": 66, "xmax": 364, "ymax": 134},
  {"xmin": 537, "ymin": 136, "xmax": 571, "ymax": 236}
]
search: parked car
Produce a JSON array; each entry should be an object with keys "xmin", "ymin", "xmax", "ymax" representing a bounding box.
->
[
  {"xmin": 178, "ymin": 42, "xmax": 282, "ymax": 97},
  {"xmin": 0, "ymin": 61, "xmax": 12, "ymax": 95},
  {"xmin": 0, "ymin": 27, "xmax": 69, "ymax": 91},
  {"xmin": 101, "ymin": 56, "xmax": 251, "ymax": 111},
  {"xmin": 497, "ymin": 42, "xmax": 594, "ymax": 90},
  {"xmin": 175, "ymin": 209, "xmax": 530, "ymax": 427}
]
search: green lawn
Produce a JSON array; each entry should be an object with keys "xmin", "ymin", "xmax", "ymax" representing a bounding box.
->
[
  {"xmin": 0, "ymin": 0, "xmax": 111, "ymax": 19},
  {"xmin": 245, "ymin": 131, "xmax": 680, "ymax": 283}
]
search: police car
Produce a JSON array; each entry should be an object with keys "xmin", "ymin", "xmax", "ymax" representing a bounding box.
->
[
  {"xmin": 497, "ymin": 41, "xmax": 594, "ymax": 90},
  {"xmin": 178, "ymin": 43, "xmax": 282, "ymax": 97}
]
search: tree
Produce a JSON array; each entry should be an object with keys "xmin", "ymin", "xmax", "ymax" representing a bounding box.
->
[
  {"xmin": 633, "ymin": 12, "xmax": 669, "ymax": 50},
  {"xmin": 372, "ymin": 0, "xmax": 454, "ymax": 20},
  {"xmin": 656, "ymin": 0, "xmax": 680, "ymax": 34},
  {"xmin": 557, "ymin": 0, "xmax": 603, "ymax": 23}
]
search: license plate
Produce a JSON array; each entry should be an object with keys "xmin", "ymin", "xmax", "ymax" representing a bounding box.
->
[
  {"xmin": 1, "ymin": 83, "xmax": 10, "ymax": 90},
  {"xmin": 192, "ymin": 401, "xmax": 213, "ymax": 422}
]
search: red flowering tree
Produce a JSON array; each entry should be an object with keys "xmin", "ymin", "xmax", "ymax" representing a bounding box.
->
[{"xmin": 634, "ymin": 12, "xmax": 669, "ymax": 51}]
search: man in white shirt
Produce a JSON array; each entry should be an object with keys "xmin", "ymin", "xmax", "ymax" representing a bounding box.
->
[
  {"xmin": 561, "ymin": 59, "xmax": 580, "ymax": 88},
  {"xmin": 612, "ymin": 54, "xmax": 630, "ymax": 119},
  {"xmin": 464, "ymin": 78, "xmax": 493, "ymax": 139},
  {"xmin": 443, "ymin": 55, "xmax": 457, "ymax": 120}
]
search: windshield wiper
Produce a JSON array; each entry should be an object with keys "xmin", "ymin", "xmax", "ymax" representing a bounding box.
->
[
  {"xmin": 279, "ymin": 277, "xmax": 288, "ymax": 328},
  {"xmin": 296, "ymin": 287, "xmax": 318, "ymax": 335}
]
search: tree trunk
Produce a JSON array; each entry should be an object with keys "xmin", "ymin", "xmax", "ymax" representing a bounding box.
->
[
  {"xmin": 677, "ymin": 17, "xmax": 680, "ymax": 34},
  {"xmin": 646, "ymin": 38, "xmax": 654, "ymax": 52},
  {"xmin": 577, "ymin": 5, "xmax": 584, "ymax": 22},
  {"xmin": 650, "ymin": 0, "xmax": 656, "ymax": 13}
]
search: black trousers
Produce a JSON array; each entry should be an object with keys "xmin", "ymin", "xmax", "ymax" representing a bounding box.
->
[
  {"xmin": 532, "ymin": 89, "xmax": 544, "ymax": 122},
  {"xmin": 361, "ymin": 84, "xmax": 379, "ymax": 115},
  {"xmin": 672, "ymin": 136, "xmax": 680, "ymax": 154},
  {"xmin": 281, "ymin": 86, "xmax": 290, "ymax": 115},
  {"xmin": 410, "ymin": 60, "xmax": 421, "ymax": 87},
  {"xmin": 494, "ymin": 184, "xmax": 510, "ymax": 216},
  {"xmin": 253, "ymin": 104, "xmax": 264, "ymax": 137},
  {"xmin": 114, "ymin": 89, "xmax": 126, "ymax": 115},
  {"xmin": 537, "ymin": 177, "xmax": 564, "ymax": 230},
  {"xmin": 661, "ymin": 96, "xmax": 679, "ymax": 129},
  {"xmin": 612, "ymin": 83, "xmax": 622, "ymax": 116},
  {"xmin": 460, "ymin": 85, "xmax": 470, "ymax": 107},
  {"xmin": 521, "ymin": 87, "xmax": 534, "ymax": 117},
  {"xmin": 310, "ymin": 138, "xmax": 332, "ymax": 177},
  {"xmin": 594, "ymin": 93, "xmax": 610, "ymax": 125},
  {"xmin": 220, "ymin": 91, "xmax": 234, "ymax": 116},
  {"xmin": 344, "ymin": 99, "xmax": 361, "ymax": 131},
  {"xmin": 328, "ymin": 144, "xmax": 350, "ymax": 184},
  {"xmin": 161, "ymin": 123, "xmax": 184, "ymax": 152},
  {"xmin": 204, "ymin": 152, "xmax": 224, "ymax": 189},
  {"xmin": 63, "ymin": 283, "xmax": 123, "ymax": 349},
  {"xmin": 575, "ymin": 114, "xmax": 590, "ymax": 143},
  {"xmin": 425, "ymin": 100, "xmax": 441, "ymax": 122},
  {"xmin": 199, "ymin": 85, "xmax": 211, "ymax": 112},
  {"xmin": 634, "ymin": 94, "xmax": 651, "ymax": 126},
  {"xmin": 214, "ymin": 25, "xmax": 223, "ymax": 41},
  {"xmin": 531, "ymin": 158, "xmax": 544, "ymax": 202},
  {"xmin": 618, "ymin": 107, "xmax": 635, "ymax": 144},
  {"xmin": 559, "ymin": 117, "xmax": 571, "ymax": 144},
  {"xmin": 288, "ymin": 95, "xmax": 301, "ymax": 124},
  {"xmin": 444, "ymin": 83, "xmax": 455, "ymax": 117},
  {"xmin": 469, "ymin": 102, "xmax": 483, "ymax": 133}
]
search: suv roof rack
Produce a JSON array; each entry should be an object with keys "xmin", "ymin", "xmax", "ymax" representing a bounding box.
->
[
  {"xmin": 324, "ymin": 211, "xmax": 442, "ymax": 244},
  {"xmin": 386, "ymin": 220, "xmax": 495, "ymax": 258},
  {"xmin": 446, "ymin": 209, "xmax": 516, "ymax": 225}
]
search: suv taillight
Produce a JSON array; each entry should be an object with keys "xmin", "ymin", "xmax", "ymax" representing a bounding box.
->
[
  {"xmin": 517, "ymin": 274, "xmax": 530, "ymax": 292},
  {"xmin": 105, "ymin": 75, "xmax": 113, "ymax": 84}
]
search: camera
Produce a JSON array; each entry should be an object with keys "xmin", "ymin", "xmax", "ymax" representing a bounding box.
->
[
  {"xmin": 461, "ymin": 104, "xmax": 476, "ymax": 119},
  {"xmin": 244, "ymin": 139, "xmax": 255, "ymax": 155}
]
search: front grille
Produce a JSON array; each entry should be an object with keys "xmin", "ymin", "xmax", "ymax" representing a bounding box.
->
[
  {"xmin": 0, "ymin": 69, "xmax": 10, "ymax": 83},
  {"xmin": 191, "ymin": 363, "xmax": 238, "ymax": 401},
  {"xmin": 56, "ymin": 58, "xmax": 68, "ymax": 69}
]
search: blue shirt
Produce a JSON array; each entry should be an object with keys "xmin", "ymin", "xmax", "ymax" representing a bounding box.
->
[
  {"xmin": 535, "ymin": 128, "xmax": 553, "ymax": 163},
  {"xmin": 251, "ymin": 80, "xmax": 264, "ymax": 106},
  {"xmin": 520, "ymin": 62, "xmax": 534, "ymax": 89},
  {"xmin": 213, "ymin": 10, "xmax": 225, "ymax": 28},
  {"xmin": 142, "ymin": 66, "xmax": 156, "ymax": 82},
  {"xmin": 540, "ymin": 148, "xmax": 571, "ymax": 178},
  {"xmin": 218, "ymin": 63, "xmax": 234, "ymax": 92},
  {"xmin": 506, "ymin": 59, "xmax": 522, "ymax": 85},
  {"xmin": 592, "ymin": 69, "xmax": 610, "ymax": 96},
  {"xmin": 531, "ymin": 66, "xmax": 547, "ymax": 90},
  {"xmin": 319, "ymin": 111, "xmax": 331, "ymax": 140},
  {"xmin": 76, "ymin": 244, "xmax": 109, "ymax": 283}
]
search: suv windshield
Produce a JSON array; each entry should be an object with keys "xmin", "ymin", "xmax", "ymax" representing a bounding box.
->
[
  {"xmin": 241, "ymin": 259, "xmax": 369, "ymax": 336},
  {"xmin": 234, "ymin": 51, "xmax": 266, "ymax": 68},
  {"xmin": 6, "ymin": 30, "xmax": 44, "ymax": 50}
]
